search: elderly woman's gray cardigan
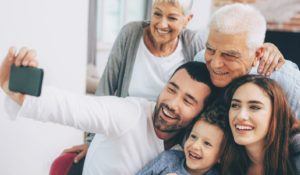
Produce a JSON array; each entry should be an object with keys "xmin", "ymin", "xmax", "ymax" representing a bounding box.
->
[{"xmin": 95, "ymin": 21, "xmax": 205, "ymax": 97}]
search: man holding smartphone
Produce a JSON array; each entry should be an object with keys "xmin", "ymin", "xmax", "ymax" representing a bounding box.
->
[{"xmin": 0, "ymin": 47, "xmax": 214, "ymax": 175}]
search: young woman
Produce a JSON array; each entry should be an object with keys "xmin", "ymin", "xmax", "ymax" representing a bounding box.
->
[{"xmin": 222, "ymin": 75, "xmax": 300, "ymax": 175}]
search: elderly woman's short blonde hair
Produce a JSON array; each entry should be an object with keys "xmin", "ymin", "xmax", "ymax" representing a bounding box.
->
[{"xmin": 152, "ymin": 0, "xmax": 194, "ymax": 15}]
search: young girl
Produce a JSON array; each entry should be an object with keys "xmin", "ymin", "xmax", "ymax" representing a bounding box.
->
[
  {"xmin": 222, "ymin": 75, "xmax": 300, "ymax": 175},
  {"xmin": 137, "ymin": 101, "xmax": 228, "ymax": 175}
]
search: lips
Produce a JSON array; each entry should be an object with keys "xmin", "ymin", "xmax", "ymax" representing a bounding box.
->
[
  {"xmin": 188, "ymin": 151, "xmax": 202, "ymax": 160},
  {"xmin": 157, "ymin": 28, "xmax": 170, "ymax": 34},
  {"xmin": 212, "ymin": 69, "xmax": 229, "ymax": 76},
  {"xmin": 235, "ymin": 124, "xmax": 254, "ymax": 131},
  {"xmin": 161, "ymin": 105, "xmax": 179, "ymax": 120}
]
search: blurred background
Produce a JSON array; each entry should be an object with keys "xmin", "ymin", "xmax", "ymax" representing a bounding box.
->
[{"xmin": 0, "ymin": 0, "xmax": 299, "ymax": 174}]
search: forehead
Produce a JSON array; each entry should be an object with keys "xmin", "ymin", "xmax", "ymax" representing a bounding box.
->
[
  {"xmin": 152, "ymin": 2, "xmax": 184, "ymax": 15},
  {"xmin": 192, "ymin": 120, "xmax": 224, "ymax": 139},
  {"xmin": 169, "ymin": 69, "xmax": 211, "ymax": 97},
  {"xmin": 233, "ymin": 83, "xmax": 271, "ymax": 103},
  {"xmin": 207, "ymin": 30, "xmax": 249, "ymax": 53}
]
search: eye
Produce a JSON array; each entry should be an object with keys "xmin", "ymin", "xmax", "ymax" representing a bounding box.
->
[
  {"xmin": 204, "ymin": 141, "xmax": 212, "ymax": 147},
  {"xmin": 206, "ymin": 47, "xmax": 215, "ymax": 55},
  {"xmin": 222, "ymin": 53, "xmax": 237, "ymax": 59},
  {"xmin": 250, "ymin": 105, "xmax": 261, "ymax": 111},
  {"xmin": 153, "ymin": 12, "xmax": 162, "ymax": 17},
  {"xmin": 184, "ymin": 98, "xmax": 193, "ymax": 106},
  {"xmin": 168, "ymin": 16, "xmax": 178, "ymax": 21},
  {"xmin": 167, "ymin": 87, "xmax": 176, "ymax": 94},
  {"xmin": 230, "ymin": 102, "xmax": 240, "ymax": 109},
  {"xmin": 231, "ymin": 102, "xmax": 238, "ymax": 108},
  {"xmin": 189, "ymin": 134, "xmax": 197, "ymax": 140}
]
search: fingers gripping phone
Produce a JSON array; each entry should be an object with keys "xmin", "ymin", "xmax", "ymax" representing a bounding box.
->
[{"xmin": 9, "ymin": 64, "xmax": 44, "ymax": 97}]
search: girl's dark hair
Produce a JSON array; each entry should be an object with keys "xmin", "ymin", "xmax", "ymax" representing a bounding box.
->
[{"xmin": 221, "ymin": 74, "xmax": 299, "ymax": 175}]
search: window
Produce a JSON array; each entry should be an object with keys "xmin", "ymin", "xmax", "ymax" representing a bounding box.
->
[
  {"xmin": 96, "ymin": 0, "xmax": 147, "ymax": 75},
  {"xmin": 97, "ymin": 0, "xmax": 147, "ymax": 45}
]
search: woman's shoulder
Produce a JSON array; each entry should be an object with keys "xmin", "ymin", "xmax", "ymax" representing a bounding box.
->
[
  {"xmin": 121, "ymin": 21, "xmax": 149, "ymax": 32},
  {"xmin": 290, "ymin": 133, "xmax": 300, "ymax": 175},
  {"xmin": 180, "ymin": 29, "xmax": 206, "ymax": 51},
  {"xmin": 290, "ymin": 133, "xmax": 300, "ymax": 154}
]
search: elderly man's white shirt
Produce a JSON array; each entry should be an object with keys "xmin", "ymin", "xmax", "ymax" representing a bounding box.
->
[{"xmin": 5, "ymin": 87, "xmax": 164, "ymax": 175}]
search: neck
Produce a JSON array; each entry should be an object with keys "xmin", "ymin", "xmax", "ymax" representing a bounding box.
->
[
  {"xmin": 185, "ymin": 163, "xmax": 206, "ymax": 175},
  {"xmin": 143, "ymin": 27, "xmax": 178, "ymax": 57},
  {"xmin": 245, "ymin": 142, "xmax": 265, "ymax": 165}
]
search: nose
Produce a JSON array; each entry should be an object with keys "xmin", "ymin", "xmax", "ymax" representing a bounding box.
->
[
  {"xmin": 236, "ymin": 108, "xmax": 250, "ymax": 121},
  {"xmin": 157, "ymin": 17, "xmax": 168, "ymax": 28},
  {"xmin": 210, "ymin": 53, "xmax": 224, "ymax": 68},
  {"xmin": 191, "ymin": 140, "xmax": 203, "ymax": 153},
  {"xmin": 168, "ymin": 95, "xmax": 181, "ymax": 114}
]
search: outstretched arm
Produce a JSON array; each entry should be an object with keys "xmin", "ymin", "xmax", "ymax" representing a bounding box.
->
[{"xmin": 1, "ymin": 47, "xmax": 143, "ymax": 136}]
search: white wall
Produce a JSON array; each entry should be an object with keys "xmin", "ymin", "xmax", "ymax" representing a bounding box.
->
[
  {"xmin": 189, "ymin": 0, "xmax": 213, "ymax": 31},
  {"xmin": 0, "ymin": 0, "xmax": 88, "ymax": 174}
]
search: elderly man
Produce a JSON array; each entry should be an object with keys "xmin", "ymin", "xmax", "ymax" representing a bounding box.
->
[
  {"xmin": 0, "ymin": 48, "xmax": 214, "ymax": 175},
  {"xmin": 195, "ymin": 3, "xmax": 300, "ymax": 118}
]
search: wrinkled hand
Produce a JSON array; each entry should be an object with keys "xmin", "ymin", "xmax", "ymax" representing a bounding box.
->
[
  {"xmin": 0, "ymin": 47, "xmax": 38, "ymax": 105},
  {"xmin": 258, "ymin": 43, "xmax": 285, "ymax": 76},
  {"xmin": 63, "ymin": 144, "xmax": 89, "ymax": 163}
]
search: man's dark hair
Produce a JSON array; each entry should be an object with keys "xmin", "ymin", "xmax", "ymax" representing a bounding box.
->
[
  {"xmin": 171, "ymin": 61, "xmax": 214, "ymax": 89},
  {"xmin": 171, "ymin": 61, "xmax": 217, "ymax": 106}
]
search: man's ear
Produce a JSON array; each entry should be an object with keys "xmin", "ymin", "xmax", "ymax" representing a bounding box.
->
[
  {"xmin": 252, "ymin": 47, "xmax": 264, "ymax": 67},
  {"xmin": 187, "ymin": 14, "xmax": 193, "ymax": 22}
]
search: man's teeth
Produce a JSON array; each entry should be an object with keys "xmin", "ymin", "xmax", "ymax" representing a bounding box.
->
[
  {"xmin": 157, "ymin": 29, "xmax": 169, "ymax": 34},
  {"xmin": 162, "ymin": 107, "xmax": 176, "ymax": 119},
  {"xmin": 235, "ymin": 124, "xmax": 254, "ymax": 131},
  {"xmin": 213, "ymin": 70, "xmax": 228, "ymax": 75}
]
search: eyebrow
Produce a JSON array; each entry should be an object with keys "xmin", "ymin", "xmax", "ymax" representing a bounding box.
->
[
  {"xmin": 232, "ymin": 98, "xmax": 264, "ymax": 105},
  {"xmin": 191, "ymin": 131, "xmax": 212, "ymax": 142},
  {"xmin": 169, "ymin": 82, "xmax": 198, "ymax": 104},
  {"xmin": 222, "ymin": 50, "xmax": 242, "ymax": 57},
  {"xmin": 153, "ymin": 7, "xmax": 182, "ymax": 16},
  {"xmin": 206, "ymin": 42, "xmax": 241, "ymax": 57},
  {"xmin": 206, "ymin": 43, "xmax": 215, "ymax": 49},
  {"xmin": 169, "ymin": 82, "xmax": 179, "ymax": 89}
]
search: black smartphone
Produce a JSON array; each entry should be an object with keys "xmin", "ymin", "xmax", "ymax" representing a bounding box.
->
[{"xmin": 9, "ymin": 64, "xmax": 44, "ymax": 97}]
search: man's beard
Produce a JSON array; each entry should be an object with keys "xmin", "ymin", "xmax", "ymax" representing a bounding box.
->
[{"xmin": 153, "ymin": 103, "xmax": 183, "ymax": 133}]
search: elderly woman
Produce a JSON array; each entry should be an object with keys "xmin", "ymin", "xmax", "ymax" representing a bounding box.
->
[
  {"xmin": 97, "ymin": 0, "xmax": 201, "ymax": 100},
  {"xmin": 222, "ymin": 75, "xmax": 300, "ymax": 175}
]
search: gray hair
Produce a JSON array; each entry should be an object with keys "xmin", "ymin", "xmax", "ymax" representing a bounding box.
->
[
  {"xmin": 209, "ymin": 3, "xmax": 266, "ymax": 50},
  {"xmin": 152, "ymin": 0, "xmax": 194, "ymax": 15}
]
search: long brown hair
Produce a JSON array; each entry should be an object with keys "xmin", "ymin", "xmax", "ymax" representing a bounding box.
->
[{"xmin": 221, "ymin": 75, "xmax": 299, "ymax": 175}]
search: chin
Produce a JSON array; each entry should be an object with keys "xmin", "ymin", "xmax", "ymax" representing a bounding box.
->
[
  {"xmin": 211, "ymin": 79, "xmax": 229, "ymax": 88},
  {"xmin": 233, "ymin": 136, "xmax": 252, "ymax": 146}
]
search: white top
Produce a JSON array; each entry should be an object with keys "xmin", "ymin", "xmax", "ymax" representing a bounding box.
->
[
  {"xmin": 5, "ymin": 87, "xmax": 164, "ymax": 175},
  {"xmin": 128, "ymin": 39, "xmax": 185, "ymax": 101}
]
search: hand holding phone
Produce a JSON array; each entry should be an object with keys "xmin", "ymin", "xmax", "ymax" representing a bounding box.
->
[{"xmin": 9, "ymin": 64, "xmax": 44, "ymax": 97}]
